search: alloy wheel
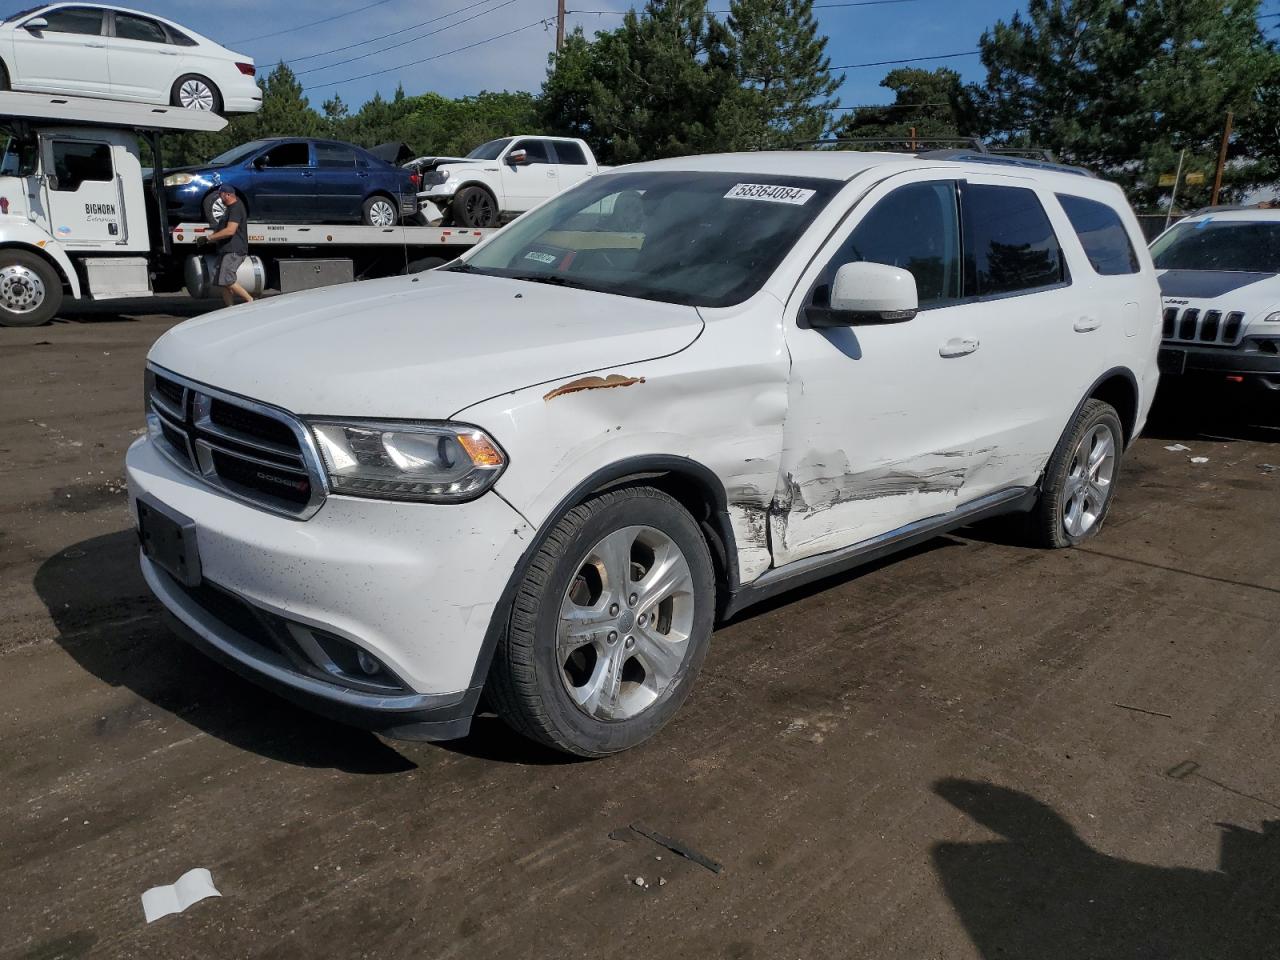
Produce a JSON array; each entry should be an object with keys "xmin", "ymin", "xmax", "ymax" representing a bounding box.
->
[
  {"xmin": 368, "ymin": 199, "xmax": 396, "ymax": 226},
  {"xmin": 178, "ymin": 79, "xmax": 215, "ymax": 111},
  {"xmin": 1062, "ymin": 423, "xmax": 1116, "ymax": 538},
  {"xmin": 0, "ymin": 265, "xmax": 45, "ymax": 314},
  {"xmin": 557, "ymin": 525, "xmax": 695, "ymax": 721},
  {"xmin": 466, "ymin": 192, "xmax": 495, "ymax": 226}
]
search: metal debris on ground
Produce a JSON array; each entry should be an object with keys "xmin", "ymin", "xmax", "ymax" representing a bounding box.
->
[
  {"xmin": 1259, "ymin": 464, "xmax": 1278, "ymax": 473},
  {"xmin": 628, "ymin": 823, "xmax": 724, "ymax": 875},
  {"xmin": 141, "ymin": 868, "xmax": 221, "ymax": 923},
  {"xmin": 1113, "ymin": 702, "xmax": 1173, "ymax": 719}
]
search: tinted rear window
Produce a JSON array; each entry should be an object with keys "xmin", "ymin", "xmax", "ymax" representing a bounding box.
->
[
  {"xmin": 1057, "ymin": 194, "xmax": 1139, "ymax": 275},
  {"xmin": 554, "ymin": 141, "xmax": 587, "ymax": 165},
  {"xmin": 962, "ymin": 184, "xmax": 1066, "ymax": 296}
]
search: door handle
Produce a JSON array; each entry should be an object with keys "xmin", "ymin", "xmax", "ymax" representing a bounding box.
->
[
  {"xmin": 1073, "ymin": 316, "xmax": 1100, "ymax": 333},
  {"xmin": 939, "ymin": 336, "xmax": 979, "ymax": 358}
]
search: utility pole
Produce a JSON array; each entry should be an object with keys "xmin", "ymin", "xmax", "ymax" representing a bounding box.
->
[
  {"xmin": 556, "ymin": 0, "xmax": 566, "ymax": 52},
  {"xmin": 1211, "ymin": 110, "xmax": 1233, "ymax": 206}
]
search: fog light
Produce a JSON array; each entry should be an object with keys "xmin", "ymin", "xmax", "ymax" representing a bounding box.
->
[{"xmin": 356, "ymin": 649, "xmax": 382, "ymax": 676}]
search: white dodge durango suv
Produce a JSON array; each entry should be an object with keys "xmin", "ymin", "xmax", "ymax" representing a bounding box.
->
[{"xmin": 126, "ymin": 151, "xmax": 1162, "ymax": 756}]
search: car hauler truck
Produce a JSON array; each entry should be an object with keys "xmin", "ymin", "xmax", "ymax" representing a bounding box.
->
[{"xmin": 0, "ymin": 92, "xmax": 493, "ymax": 327}]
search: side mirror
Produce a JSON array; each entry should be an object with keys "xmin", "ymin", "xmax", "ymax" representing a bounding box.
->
[
  {"xmin": 23, "ymin": 16, "xmax": 48, "ymax": 30},
  {"xmin": 806, "ymin": 261, "xmax": 919, "ymax": 328},
  {"xmin": 507, "ymin": 149, "xmax": 528, "ymax": 166}
]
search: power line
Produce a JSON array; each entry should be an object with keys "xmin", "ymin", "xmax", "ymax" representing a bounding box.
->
[
  {"xmin": 303, "ymin": 17, "xmax": 557, "ymax": 89},
  {"xmin": 829, "ymin": 50, "xmax": 978, "ymax": 68},
  {"xmin": 569, "ymin": 0, "xmax": 918, "ymax": 11},
  {"xmin": 296, "ymin": 0, "xmax": 524, "ymax": 76},
  {"xmin": 286, "ymin": 0, "xmax": 521, "ymax": 66},
  {"xmin": 229, "ymin": 0, "xmax": 402, "ymax": 46}
]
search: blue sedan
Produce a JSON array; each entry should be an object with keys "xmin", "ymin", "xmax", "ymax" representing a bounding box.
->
[{"xmin": 160, "ymin": 138, "xmax": 419, "ymax": 226}]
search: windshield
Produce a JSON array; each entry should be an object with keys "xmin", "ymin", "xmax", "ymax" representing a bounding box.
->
[
  {"xmin": 1151, "ymin": 219, "xmax": 1280, "ymax": 273},
  {"xmin": 0, "ymin": 126, "xmax": 37, "ymax": 176},
  {"xmin": 466, "ymin": 138, "xmax": 513, "ymax": 160},
  {"xmin": 207, "ymin": 140, "xmax": 270, "ymax": 167},
  {"xmin": 454, "ymin": 171, "xmax": 842, "ymax": 307}
]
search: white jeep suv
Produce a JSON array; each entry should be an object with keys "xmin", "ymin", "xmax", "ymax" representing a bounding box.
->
[{"xmin": 126, "ymin": 151, "xmax": 1161, "ymax": 757}]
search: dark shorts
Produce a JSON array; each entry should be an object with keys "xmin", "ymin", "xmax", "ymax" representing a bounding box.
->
[{"xmin": 216, "ymin": 253, "xmax": 245, "ymax": 287}]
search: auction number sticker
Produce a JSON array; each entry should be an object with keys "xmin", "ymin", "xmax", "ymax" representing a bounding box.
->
[
  {"xmin": 724, "ymin": 183, "xmax": 815, "ymax": 205},
  {"xmin": 523, "ymin": 250, "xmax": 558, "ymax": 264}
]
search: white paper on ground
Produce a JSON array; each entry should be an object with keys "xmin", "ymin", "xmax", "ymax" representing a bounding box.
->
[
  {"xmin": 141, "ymin": 868, "xmax": 221, "ymax": 923},
  {"xmin": 1165, "ymin": 444, "xmax": 1191, "ymax": 452},
  {"xmin": 1190, "ymin": 457, "xmax": 1209, "ymax": 464}
]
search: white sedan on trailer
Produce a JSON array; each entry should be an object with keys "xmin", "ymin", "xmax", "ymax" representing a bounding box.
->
[{"xmin": 0, "ymin": 3, "xmax": 260, "ymax": 114}]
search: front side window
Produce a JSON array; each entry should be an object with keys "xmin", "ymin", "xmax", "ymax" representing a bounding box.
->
[
  {"xmin": 51, "ymin": 140, "xmax": 112, "ymax": 191},
  {"xmin": 37, "ymin": 6, "xmax": 103, "ymax": 34},
  {"xmin": 962, "ymin": 184, "xmax": 1066, "ymax": 296},
  {"xmin": 1150, "ymin": 220, "xmax": 1280, "ymax": 274},
  {"xmin": 817, "ymin": 181, "xmax": 961, "ymax": 309},
  {"xmin": 1057, "ymin": 194, "xmax": 1139, "ymax": 276},
  {"xmin": 113, "ymin": 12, "xmax": 167, "ymax": 43},
  {"xmin": 457, "ymin": 171, "xmax": 841, "ymax": 308},
  {"xmin": 511, "ymin": 139, "xmax": 550, "ymax": 164},
  {"xmin": 259, "ymin": 142, "xmax": 310, "ymax": 168},
  {"xmin": 315, "ymin": 143, "xmax": 357, "ymax": 168}
]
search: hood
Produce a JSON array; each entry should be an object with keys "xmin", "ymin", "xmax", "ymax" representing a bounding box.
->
[
  {"xmin": 1156, "ymin": 269, "xmax": 1278, "ymax": 300},
  {"xmin": 148, "ymin": 271, "xmax": 703, "ymax": 419},
  {"xmin": 409, "ymin": 156, "xmax": 476, "ymax": 171}
]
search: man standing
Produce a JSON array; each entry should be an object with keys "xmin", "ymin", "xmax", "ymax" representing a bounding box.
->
[{"xmin": 201, "ymin": 185, "xmax": 253, "ymax": 306}]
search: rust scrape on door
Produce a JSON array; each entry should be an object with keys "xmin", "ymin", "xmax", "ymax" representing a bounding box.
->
[{"xmin": 543, "ymin": 374, "xmax": 646, "ymax": 401}]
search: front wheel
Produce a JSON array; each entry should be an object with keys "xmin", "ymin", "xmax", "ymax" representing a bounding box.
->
[
  {"xmin": 451, "ymin": 186, "xmax": 499, "ymax": 227},
  {"xmin": 171, "ymin": 74, "xmax": 222, "ymax": 113},
  {"xmin": 0, "ymin": 251, "xmax": 62, "ymax": 327},
  {"xmin": 488, "ymin": 486, "xmax": 716, "ymax": 757},
  {"xmin": 1027, "ymin": 398, "xmax": 1123, "ymax": 548},
  {"xmin": 362, "ymin": 195, "xmax": 398, "ymax": 226}
]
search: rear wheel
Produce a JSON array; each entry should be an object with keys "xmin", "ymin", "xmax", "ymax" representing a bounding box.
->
[
  {"xmin": 362, "ymin": 195, "xmax": 398, "ymax": 226},
  {"xmin": 0, "ymin": 62, "xmax": 10, "ymax": 91},
  {"xmin": 451, "ymin": 186, "xmax": 499, "ymax": 227},
  {"xmin": 0, "ymin": 250, "xmax": 62, "ymax": 327},
  {"xmin": 488, "ymin": 486, "xmax": 715, "ymax": 757},
  {"xmin": 1027, "ymin": 398, "xmax": 1123, "ymax": 548},
  {"xmin": 172, "ymin": 74, "xmax": 221, "ymax": 113}
]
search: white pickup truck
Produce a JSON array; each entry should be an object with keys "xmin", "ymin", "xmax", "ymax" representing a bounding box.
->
[{"xmin": 412, "ymin": 135, "xmax": 602, "ymax": 227}]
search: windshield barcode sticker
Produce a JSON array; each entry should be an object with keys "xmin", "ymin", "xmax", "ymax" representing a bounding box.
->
[
  {"xmin": 724, "ymin": 183, "xmax": 815, "ymax": 205},
  {"xmin": 523, "ymin": 251, "xmax": 558, "ymax": 264}
]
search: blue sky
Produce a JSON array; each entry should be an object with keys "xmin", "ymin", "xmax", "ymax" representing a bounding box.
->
[{"xmin": 114, "ymin": 0, "xmax": 1025, "ymax": 111}]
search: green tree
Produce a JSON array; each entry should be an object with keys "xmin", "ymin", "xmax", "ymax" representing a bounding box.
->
[
  {"xmin": 716, "ymin": 0, "xmax": 841, "ymax": 150},
  {"xmin": 975, "ymin": 0, "xmax": 1280, "ymax": 206},
  {"xmin": 835, "ymin": 67, "xmax": 977, "ymax": 148}
]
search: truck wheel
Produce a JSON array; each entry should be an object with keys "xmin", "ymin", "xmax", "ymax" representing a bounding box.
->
[
  {"xmin": 488, "ymin": 487, "xmax": 715, "ymax": 758},
  {"xmin": 172, "ymin": 74, "xmax": 222, "ymax": 113},
  {"xmin": 0, "ymin": 251, "xmax": 62, "ymax": 327},
  {"xmin": 1027, "ymin": 398, "xmax": 1123, "ymax": 548},
  {"xmin": 362, "ymin": 195, "xmax": 398, "ymax": 226},
  {"xmin": 451, "ymin": 186, "xmax": 499, "ymax": 228}
]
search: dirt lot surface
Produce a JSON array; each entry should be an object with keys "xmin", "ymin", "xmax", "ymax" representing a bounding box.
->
[{"xmin": 2, "ymin": 305, "xmax": 1278, "ymax": 960}]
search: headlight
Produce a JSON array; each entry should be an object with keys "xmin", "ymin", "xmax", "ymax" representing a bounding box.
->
[
  {"xmin": 307, "ymin": 420, "xmax": 506, "ymax": 503},
  {"xmin": 421, "ymin": 169, "xmax": 449, "ymax": 186},
  {"xmin": 163, "ymin": 172, "xmax": 198, "ymax": 187},
  {"xmin": 1263, "ymin": 311, "xmax": 1280, "ymax": 323}
]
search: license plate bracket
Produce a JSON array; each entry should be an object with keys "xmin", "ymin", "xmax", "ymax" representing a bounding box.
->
[
  {"xmin": 137, "ymin": 496, "xmax": 202, "ymax": 587},
  {"xmin": 1158, "ymin": 348, "xmax": 1187, "ymax": 375}
]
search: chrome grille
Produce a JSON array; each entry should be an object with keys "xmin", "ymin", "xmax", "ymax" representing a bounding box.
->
[
  {"xmin": 145, "ymin": 366, "xmax": 326, "ymax": 519},
  {"xmin": 1161, "ymin": 306, "xmax": 1246, "ymax": 346}
]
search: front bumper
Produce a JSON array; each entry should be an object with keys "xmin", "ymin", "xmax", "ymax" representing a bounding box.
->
[
  {"xmin": 126, "ymin": 436, "xmax": 534, "ymax": 737},
  {"xmin": 1159, "ymin": 339, "xmax": 1280, "ymax": 390}
]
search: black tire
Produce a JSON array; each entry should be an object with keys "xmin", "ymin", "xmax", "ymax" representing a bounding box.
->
[
  {"xmin": 201, "ymin": 189, "xmax": 246, "ymax": 227},
  {"xmin": 1027, "ymin": 398, "xmax": 1124, "ymax": 548},
  {"xmin": 362, "ymin": 194, "xmax": 399, "ymax": 226},
  {"xmin": 488, "ymin": 486, "xmax": 716, "ymax": 758},
  {"xmin": 0, "ymin": 250, "xmax": 62, "ymax": 327},
  {"xmin": 451, "ymin": 185, "xmax": 499, "ymax": 227},
  {"xmin": 0, "ymin": 62, "xmax": 10, "ymax": 91},
  {"xmin": 171, "ymin": 74, "xmax": 222, "ymax": 114}
]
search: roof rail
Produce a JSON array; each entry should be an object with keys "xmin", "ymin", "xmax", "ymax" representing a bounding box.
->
[
  {"xmin": 917, "ymin": 149, "xmax": 1096, "ymax": 178},
  {"xmin": 1185, "ymin": 202, "xmax": 1280, "ymax": 216}
]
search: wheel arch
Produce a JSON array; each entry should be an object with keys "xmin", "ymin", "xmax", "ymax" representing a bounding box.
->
[
  {"xmin": 463, "ymin": 454, "xmax": 741, "ymax": 700},
  {"xmin": 0, "ymin": 240, "xmax": 81, "ymax": 298},
  {"xmin": 455, "ymin": 180, "xmax": 500, "ymax": 208},
  {"xmin": 1084, "ymin": 366, "xmax": 1140, "ymax": 447}
]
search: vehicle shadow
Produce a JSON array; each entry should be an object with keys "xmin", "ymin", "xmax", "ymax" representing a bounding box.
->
[
  {"xmin": 34, "ymin": 529, "xmax": 416, "ymax": 774},
  {"xmin": 1143, "ymin": 383, "xmax": 1280, "ymax": 445},
  {"xmin": 932, "ymin": 778, "xmax": 1280, "ymax": 958},
  {"xmin": 50, "ymin": 296, "xmax": 221, "ymax": 324}
]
